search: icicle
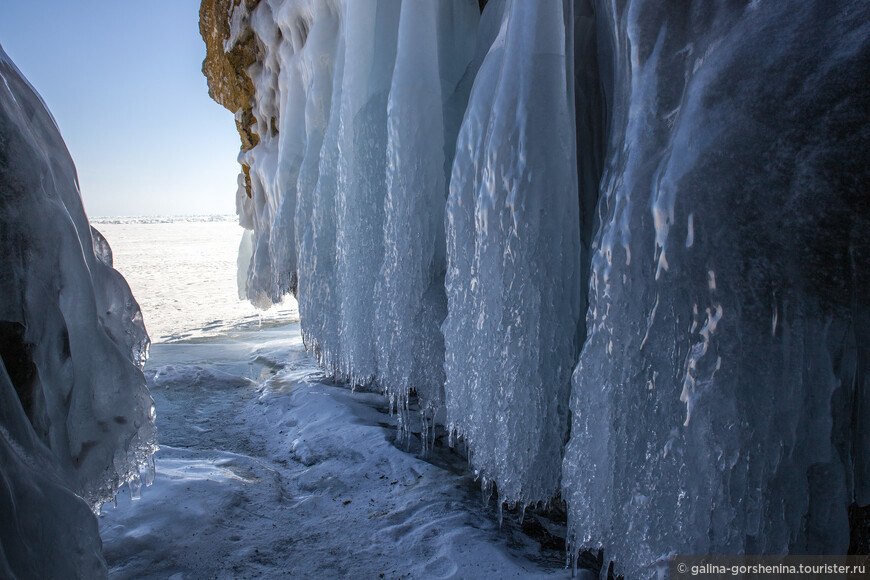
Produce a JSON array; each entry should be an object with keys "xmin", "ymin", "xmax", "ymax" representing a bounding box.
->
[
  {"xmin": 143, "ymin": 453, "xmax": 156, "ymax": 487},
  {"xmin": 420, "ymin": 410, "xmax": 429, "ymax": 455},
  {"xmin": 129, "ymin": 472, "xmax": 142, "ymax": 501}
]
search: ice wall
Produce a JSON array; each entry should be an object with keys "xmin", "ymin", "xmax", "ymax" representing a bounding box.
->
[
  {"xmin": 375, "ymin": 1, "xmax": 478, "ymax": 425},
  {"xmin": 203, "ymin": 0, "xmax": 869, "ymax": 572},
  {"xmin": 0, "ymin": 46, "xmax": 157, "ymax": 577},
  {"xmin": 218, "ymin": 0, "xmax": 578, "ymax": 503},
  {"xmin": 219, "ymin": 0, "xmax": 479, "ymax": 411},
  {"xmin": 562, "ymin": 0, "xmax": 870, "ymax": 575}
]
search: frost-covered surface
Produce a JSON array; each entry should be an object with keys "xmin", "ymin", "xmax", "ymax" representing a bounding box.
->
[
  {"xmin": 0, "ymin": 46, "xmax": 157, "ymax": 577},
  {"xmin": 99, "ymin": 324, "xmax": 586, "ymax": 579},
  {"xmin": 208, "ymin": 0, "xmax": 870, "ymax": 574}
]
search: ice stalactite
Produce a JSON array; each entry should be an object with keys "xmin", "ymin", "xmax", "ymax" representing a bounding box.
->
[
  {"xmin": 220, "ymin": 0, "xmax": 480, "ymax": 407},
  {"xmin": 0, "ymin": 46, "xmax": 157, "ymax": 577},
  {"xmin": 292, "ymin": 1, "xmax": 344, "ymax": 375},
  {"xmin": 332, "ymin": 0, "xmax": 401, "ymax": 385},
  {"xmin": 443, "ymin": 0, "xmax": 582, "ymax": 507},
  {"xmin": 562, "ymin": 0, "xmax": 870, "ymax": 576},
  {"xmin": 374, "ymin": 0, "xmax": 478, "ymax": 431}
]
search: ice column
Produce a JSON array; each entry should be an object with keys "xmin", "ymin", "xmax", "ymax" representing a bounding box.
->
[
  {"xmin": 443, "ymin": 0, "xmax": 582, "ymax": 507},
  {"xmin": 328, "ymin": 0, "xmax": 401, "ymax": 384},
  {"xmin": 291, "ymin": 0, "xmax": 345, "ymax": 373},
  {"xmin": 374, "ymin": 1, "xmax": 478, "ymax": 425}
]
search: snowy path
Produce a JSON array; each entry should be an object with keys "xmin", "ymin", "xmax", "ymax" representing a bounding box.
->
[{"xmin": 98, "ymin": 324, "xmax": 579, "ymax": 579}]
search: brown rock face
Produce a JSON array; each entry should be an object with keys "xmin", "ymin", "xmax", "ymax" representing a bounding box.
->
[{"xmin": 199, "ymin": 0, "xmax": 261, "ymax": 197}]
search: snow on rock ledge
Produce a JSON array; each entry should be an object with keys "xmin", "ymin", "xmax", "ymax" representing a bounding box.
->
[{"xmin": 0, "ymin": 46, "xmax": 157, "ymax": 577}]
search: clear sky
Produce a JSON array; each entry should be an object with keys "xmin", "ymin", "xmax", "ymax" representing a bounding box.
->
[{"xmin": 0, "ymin": 0, "xmax": 241, "ymax": 217}]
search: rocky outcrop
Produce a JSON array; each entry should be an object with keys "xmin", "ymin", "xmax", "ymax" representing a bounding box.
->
[{"xmin": 199, "ymin": 0, "xmax": 262, "ymax": 197}]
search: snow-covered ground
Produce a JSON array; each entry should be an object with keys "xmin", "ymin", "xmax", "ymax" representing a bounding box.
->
[
  {"xmin": 93, "ymin": 219, "xmax": 587, "ymax": 578},
  {"xmin": 98, "ymin": 323, "xmax": 586, "ymax": 579}
]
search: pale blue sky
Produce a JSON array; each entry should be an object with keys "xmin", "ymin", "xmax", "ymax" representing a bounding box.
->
[{"xmin": 0, "ymin": 0, "xmax": 241, "ymax": 216}]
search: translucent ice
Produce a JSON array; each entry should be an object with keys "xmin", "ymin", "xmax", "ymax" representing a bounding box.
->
[
  {"xmin": 374, "ymin": 0, "xmax": 478, "ymax": 428},
  {"xmin": 1, "ymin": 45, "xmax": 157, "ymax": 576},
  {"xmin": 443, "ymin": 0, "xmax": 582, "ymax": 507}
]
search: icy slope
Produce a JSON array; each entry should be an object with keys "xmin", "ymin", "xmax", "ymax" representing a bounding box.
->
[{"xmin": 0, "ymin": 46, "xmax": 156, "ymax": 577}]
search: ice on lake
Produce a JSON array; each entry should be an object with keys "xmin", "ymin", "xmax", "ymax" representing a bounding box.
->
[{"xmin": 91, "ymin": 216, "xmax": 297, "ymax": 343}]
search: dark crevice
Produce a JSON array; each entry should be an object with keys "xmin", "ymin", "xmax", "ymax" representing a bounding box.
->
[
  {"xmin": 0, "ymin": 320, "xmax": 49, "ymax": 443},
  {"xmin": 573, "ymin": 0, "xmax": 610, "ymax": 352},
  {"xmin": 849, "ymin": 503, "xmax": 870, "ymax": 554},
  {"xmin": 0, "ymin": 321, "xmax": 37, "ymax": 419}
]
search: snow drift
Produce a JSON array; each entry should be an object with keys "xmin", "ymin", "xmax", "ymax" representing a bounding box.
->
[
  {"xmin": 203, "ymin": 0, "xmax": 869, "ymax": 575},
  {"xmin": 0, "ymin": 46, "xmax": 157, "ymax": 578}
]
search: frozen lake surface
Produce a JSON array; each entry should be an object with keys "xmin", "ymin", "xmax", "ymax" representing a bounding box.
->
[
  {"xmin": 95, "ymin": 219, "xmax": 583, "ymax": 579},
  {"xmin": 91, "ymin": 216, "xmax": 297, "ymax": 343},
  {"xmin": 98, "ymin": 324, "xmax": 579, "ymax": 579}
]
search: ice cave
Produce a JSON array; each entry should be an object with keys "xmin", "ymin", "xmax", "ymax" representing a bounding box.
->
[{"xmin": 1, "ymin": 0, "xmax": 868, "ymax": 578}]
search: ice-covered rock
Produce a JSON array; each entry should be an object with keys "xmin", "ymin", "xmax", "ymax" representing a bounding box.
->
[
  {"xmin": 562, "ymin": 0, "xmax": 870, "ymax": 575},
  {"xmin": 0, "ymin": 367, "xmax": 107, "ymax": 578},
  {"xmin": 201, "ymin": 0, "xmax": 869, "ymax": 572},
  {"xmin": 0, "ymin": 45, "xmax": 157, "ymax": 576}
]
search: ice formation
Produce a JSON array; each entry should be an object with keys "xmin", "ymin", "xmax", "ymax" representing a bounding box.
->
[
  {"xmin": 443, "ymin": 0, "xmax": 582, "ymax": 506},
  {"xmin": 0, "ymin": 46, "xmax": 157, "ymax": 576},
  {"xmin": 562, "ymin": 1, "xmax": 870, "ymax": 574},
  {"xmin": 203, "ymin": 0, "xmax": 869, "ymax": 575},
  {"xmin": 218, "ymin": 0, "xmax": 480, "ymax": 419}
]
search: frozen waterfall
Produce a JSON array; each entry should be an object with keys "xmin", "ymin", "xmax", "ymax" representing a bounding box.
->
[
  {"xmin": 208, "ymin": 0, "xmax": 869, "ymax": 576},
  {"xmin": 563, "ymin": 0, "xmax": 870, "ymax": 573}
]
